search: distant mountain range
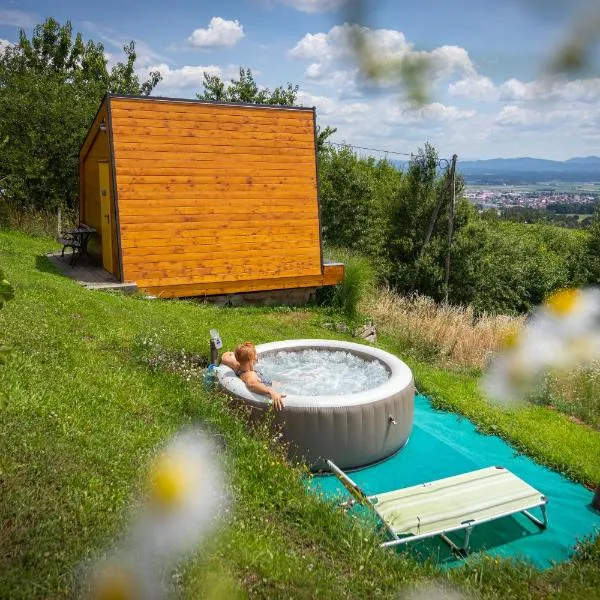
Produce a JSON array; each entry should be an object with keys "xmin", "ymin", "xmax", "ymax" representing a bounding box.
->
[{"xmin": 392, "ymin": 156, "xmax": 600, "ymax": 184}]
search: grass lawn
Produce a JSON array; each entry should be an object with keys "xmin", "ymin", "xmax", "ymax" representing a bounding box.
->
[{"xmin": 0, "ymin": 229, "xmax": 599, "ymax": 599}]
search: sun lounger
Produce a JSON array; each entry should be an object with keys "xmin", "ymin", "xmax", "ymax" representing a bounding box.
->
[{"xmin": 327, "ymin": 461, "xmax": 548, "ymax": 555}]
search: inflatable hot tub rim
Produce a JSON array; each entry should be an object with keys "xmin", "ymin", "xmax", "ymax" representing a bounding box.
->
[
  {"xmin": 216, "ymin": 339, "xmax": 415, "ymax": 470},
  {"xmin": 216, "ymin": 338, "xmax": 413, "ymax": 407}
]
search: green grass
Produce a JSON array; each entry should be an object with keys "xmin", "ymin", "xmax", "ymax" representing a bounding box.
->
[{"xmin": 0, "ymin": 229, "xmax": 599, "ymax": 599}]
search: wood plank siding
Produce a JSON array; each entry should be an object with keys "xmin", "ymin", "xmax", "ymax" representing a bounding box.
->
[
  {"xmin": 109, "ymin": 97, "xmax": 326, "ymax": 295},
  {"xmin": 79, "ymin": 100, "xmax": 120, "ymax": 277}
]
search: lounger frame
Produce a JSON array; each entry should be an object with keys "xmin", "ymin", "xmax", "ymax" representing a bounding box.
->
[{"xmin": 327, "ymin": 460, "xmax": 548, "ymax": 556}]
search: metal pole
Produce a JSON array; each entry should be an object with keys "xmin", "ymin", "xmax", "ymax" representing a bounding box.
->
[
  {"xmin": 57, "ymin": 206, "xmax": 62, "ymax": 236},
  {"xmin": 410, "ymin": 158, "xmax": 451, "ymax": 293},
  {"xmin": 419, "ymin": 177, "xmax": 448, "ymax": 261},
  {"xmin": 210, "ymin": 340, "xmax": 218, "ymax": 365},
  {"xmin": 443, "ymin": 154, "xmax": 458, "ymax": 303}
]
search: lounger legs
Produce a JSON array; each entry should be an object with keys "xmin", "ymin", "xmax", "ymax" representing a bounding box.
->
[
  {"xmin": 440, "ymin": 525, "xmax": 474, "ymax": 556},
  {"xmin": 522, "ymin": 503, "xmax": 548, "ymax": 530}
]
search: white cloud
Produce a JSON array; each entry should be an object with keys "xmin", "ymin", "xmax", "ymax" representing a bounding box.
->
[
  {"xmin": 289, "ymin": 24, "xmax": 411, "ymax": 64},
  {"xmin": 289, "ymin": 24, "xmax": 475, "ymax": 94},
  {"xmin": 287, "ymin": 22, "xmax": 600, "ymax": 157},
  {"xmin": 298, "ymin": 87, "xmax": 476, "ymax": 152},
  {"xmin": 450, "ymin": 74, "xmax": 600, "ymax": 105},
  {"xmin": 492, "ymin": 104, "xmax": 600, "ymax": 135},
  {"xmin": 139, "ymin": 64, "xmax": 222, "ymax": 91},
  {"xmin": 386, "ymin": 102, "xmax": 476, "ymax": 125},
  {"xmin": 297, "ymin": 90, "xmax": 369, "ymax": 120},
  {"xmin": 448, "ymin": 76, "xmax": 497, "ymax": 101},
  {"xmin": 289, "ymin": 32, "xmax": 331, "ymax": 61},
  {"xmin": 494, "ymin": 105, "xmax": 543, "ymax": 127},
  {"xmin": 0, "ymin": 39, "xmax": 13, "ymax": 52},
  {"xmin": 274, "ymin": 0, "xmax": 349, "ymax": 13},
  {"xmin": 0, "ymin": 9, "xmax": 35, "ymax": 28},
  {"xmin": 500, "ymin": 77, "xmax": 600, "ymax": 103},
  {"xmin": 188, "ymin": 17, "xmax": 244, "ymax": 50},
  {"xmin": 424, "ymin": 45, "xmax": 476, "ymax": 79}
]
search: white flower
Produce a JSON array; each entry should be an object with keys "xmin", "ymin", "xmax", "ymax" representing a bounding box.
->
[
  {"xmin": 480, "ymin": 351, "xmax": 535, "ymax": 404},
  {"xmin": 481, "ymin": 287, "xmax": 600, "ymax": 403},
  {"xmin": 84, "ymin": 555, "xmax": 163, "ymax": 600},
  {"xmin": 131, "ymin": 430, "xmax": 229, "ymax": 561}
]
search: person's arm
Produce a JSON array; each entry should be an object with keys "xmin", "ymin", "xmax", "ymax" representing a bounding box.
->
[{"xmin": 241, "ymin": 371, "xmax": 286, "ymax": 410}]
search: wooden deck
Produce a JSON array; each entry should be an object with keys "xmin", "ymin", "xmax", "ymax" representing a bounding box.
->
[{"xmin": 46, "ymin": 252, "xmax": 138, "ymax": 292}]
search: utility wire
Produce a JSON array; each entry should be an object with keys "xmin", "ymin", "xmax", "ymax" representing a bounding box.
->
[
  {"xmin": 324, "ymin": 141, "xmax": 454, "ymax": 166},
  {"xmin": 324, "ymin": 141, "xmax": 413, "ymax": 157}
]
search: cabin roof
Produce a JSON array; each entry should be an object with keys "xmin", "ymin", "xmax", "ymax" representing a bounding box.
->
[{"xmin": 106, "ymin": 93, "xmax": 316, "ymax": 113}]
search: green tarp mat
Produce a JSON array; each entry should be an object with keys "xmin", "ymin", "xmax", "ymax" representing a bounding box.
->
[{"xmin": 310, "ymin": 394, "xmax": 600, "ymax": 568}]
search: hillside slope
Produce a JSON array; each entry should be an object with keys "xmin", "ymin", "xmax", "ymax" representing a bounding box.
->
[{"xmin": 0, "ymin": 230, "xmax": 598, "ymax": 599}]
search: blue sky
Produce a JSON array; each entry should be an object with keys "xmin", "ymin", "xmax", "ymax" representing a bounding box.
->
[{"xmin": 1, "ymin": 0, "xmax": 599, "ymax": 160}]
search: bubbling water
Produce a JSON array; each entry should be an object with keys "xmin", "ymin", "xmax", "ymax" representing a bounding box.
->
[{"xmin": 258, "ymin": 349, "xmax": 390, "ymax": 396}]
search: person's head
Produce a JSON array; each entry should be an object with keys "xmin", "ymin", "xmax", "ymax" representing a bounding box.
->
[{"xmin": 234, "ymin": 341, "xmax": 257, "ymax": 368}]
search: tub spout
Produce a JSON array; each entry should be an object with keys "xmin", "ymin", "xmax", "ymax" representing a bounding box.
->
[{"xmin": 388, "ymin": 415, "xmax": 397, "ymax": 425}]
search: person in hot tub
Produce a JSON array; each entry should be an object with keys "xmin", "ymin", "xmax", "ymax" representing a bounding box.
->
[{"xmin": 221, "ymin": 341, "xmax": 286, "ymax": 410}]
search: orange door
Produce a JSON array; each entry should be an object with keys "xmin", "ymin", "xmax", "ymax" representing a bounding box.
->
[{"xmin": 98, "ymin": 162, "xmax": 113, "ymax": 273}]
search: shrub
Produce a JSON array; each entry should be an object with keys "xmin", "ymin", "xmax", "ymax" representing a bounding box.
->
[
  {"xmin": 451, "ymin": 221, "xmax": 589, "ymax": 314},
  {"xmin": 320, "ymin": 248, "xmax": 376, "ymax": 320},
  {"xmin": 318, "ymin": 145, "xmax": 401, "ymax": 278}
]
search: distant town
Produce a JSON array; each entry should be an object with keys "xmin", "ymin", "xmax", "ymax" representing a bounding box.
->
[
  {"xmin": 465, "ymin": 184, "xmax": 600, "ymax": 211},
  {"xmin": 450, "ymin": 156, "xmax": 600, "ymax": 227},
  {"xmin": 463, "ymin": 182, "xmax": 600, "ymax": 228}
]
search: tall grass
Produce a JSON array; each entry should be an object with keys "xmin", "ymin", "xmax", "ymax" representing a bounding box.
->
[
  {"xmin": 531, "ymin": 367, "xmax": 600, "ymax": 430},
  {"xmin": 0, "ymin": 201, "xmax": 76, "ymax": 238},
  {"xmin": 322, "ymin": 247, "xmax": 376, "ymax": 319},
  {"xmin": 364, "ymin": 288, "xmax": 523, "ymax": 370}
]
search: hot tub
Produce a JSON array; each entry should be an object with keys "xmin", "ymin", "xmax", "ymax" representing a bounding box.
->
[{"xmin": 217, "ymin": 339, "xmax": 414, "ymax": 470}]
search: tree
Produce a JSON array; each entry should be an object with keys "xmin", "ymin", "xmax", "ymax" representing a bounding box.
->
[
  {"xmin": 586, "ymin": 208, "xmax": 600, "ymax": 283},
  {"xmin": 316, "ymin": 125, "xmax": 337, "ymax": 151},
  {"xmin": 197, "ymin": 67, "xmax": 336, "ymax": 150},
  {"xmin": 0, "ymin": 18, "xmax": 161, "ymax": 213},
  {"xmin": 318, "ymin": 144, "xmax": 401, "ymax": 277},
  {"xmin": 387, "ymin": 144, "xmax": 471, "ymax": 299},
  {"xmin": 198, "ymin": 67, "xmax": 298, "ymax": 105}
]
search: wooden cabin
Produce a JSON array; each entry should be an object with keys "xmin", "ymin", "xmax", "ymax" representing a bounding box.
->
[{"xmin": 78, "ymin": 94, "xmax": 344, "ymax": 298}]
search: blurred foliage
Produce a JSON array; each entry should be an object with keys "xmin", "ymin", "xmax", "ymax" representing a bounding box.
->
[
  {"xmin": 0, "ymin": 17, "xmax": 161, "ymax": 213},
  {"xmin": 345, "ymin": 0, "xmax": 599, "ymax": 104},
  {"xmin": 548, "ymin": 7, "xmax": 600, "ymax": 75}
]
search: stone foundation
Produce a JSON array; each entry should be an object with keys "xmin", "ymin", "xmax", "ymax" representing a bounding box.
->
[{"xmin": 192, "ymin": 287, "xmax": 318, "ymax": 307}]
